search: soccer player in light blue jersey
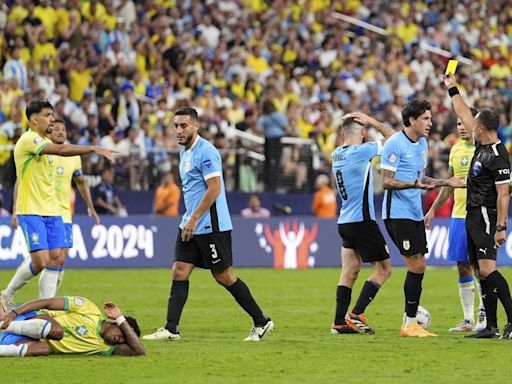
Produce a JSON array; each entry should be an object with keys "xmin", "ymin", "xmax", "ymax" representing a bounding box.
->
[
  {"xmin": 143, "ymin": 107, "xmax": 273, "ymax": 342},
  {"xmin": 380, "ymin": 100, "xmax": 465, "ymax": 337},
  {"xmin": 331, "ymin": 112, "xmax": 395, "ymax": 335}
]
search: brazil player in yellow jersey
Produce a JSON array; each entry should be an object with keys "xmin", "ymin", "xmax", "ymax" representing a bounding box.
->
[
  {"xmin": 424, "ymin": 108, "xmax": 486, "ymax": 332},
  {"xmin": 11, "ymin": 119, "xmax": 101, "ymax": 299},
  {"xmin": 0, "ymin": 296, "xmax": 144, "ymax": 356},
  {"xmin": 0, "ymin": 100, "xmax": 114, "ymax": 311},
  {"xmin": 46, "ymin": 120, "xmax": 100, "ymax": 293}
]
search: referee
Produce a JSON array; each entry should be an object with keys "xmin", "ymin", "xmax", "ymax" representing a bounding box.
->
[{"xmin": 445, "ymin": 73, "xmax": 512, "ymax": 339}]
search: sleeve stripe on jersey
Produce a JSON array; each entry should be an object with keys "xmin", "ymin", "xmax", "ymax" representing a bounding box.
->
[
  {"xmin": 204, "ymin": 171, "xmax": 221, "ymax": 180},
  {"xmin": 63, "ymin": 296, "xmax": 70, "ymax": 311},
  {"xmin": 495, "ymin": 180, "xmax": 509, "ymax": 184},
  {"xmin": 376, "ymin": 140, "xmax": 383, "ymax": 156},
  {"xmin": 35, "ymin": 142, "xmax": 49, "ymax": 156},
  {"xmin": 491, "ymin": 142, "xmax": 499, "ymax": 156},
  {"xmin": 380, "ymin": 164, "xmax": 397, "ymax": 172}
]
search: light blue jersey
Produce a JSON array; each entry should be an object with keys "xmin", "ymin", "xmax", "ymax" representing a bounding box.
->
[
  {"xmin": 332, "ymin": 141, "xmax": 382, "ymax": 224},
  {"xmin": 380, "ymin": 131, "xmax": 428, "ymax": 221},
  {"xmin": 179, "ymin": 136, "xmax": 233, "ymax": 234}
]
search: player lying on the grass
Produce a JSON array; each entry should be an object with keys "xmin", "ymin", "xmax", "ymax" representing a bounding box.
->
[{"xmin": 0, "ymin": 297, "xmax": 144, "ymax": 357}]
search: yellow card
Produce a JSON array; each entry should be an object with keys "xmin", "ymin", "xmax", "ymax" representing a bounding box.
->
[{"xmin": 445, "ymin": 59, "xmax": 458, "ymax": 75}]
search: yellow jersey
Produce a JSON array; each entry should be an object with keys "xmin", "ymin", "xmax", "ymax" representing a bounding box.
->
[
  {"xmin": 14, "ymin": 130, "xmax": 60, "ymax": 216},
  {"xmin": 54, "ymin": 155, "xmax": 82, "ymax": 224},
  {"xmin": 44, "ymin": 296, "xmax": 115, "ymax": 355},
  {"xmin": 448, "ymin": 139, "xmax": 475, "ymax": 218}
]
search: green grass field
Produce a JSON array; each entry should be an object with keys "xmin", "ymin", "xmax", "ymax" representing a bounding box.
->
[{"xmin": 1, "ymin": 267, "xmax": 511, "ymax": 383}]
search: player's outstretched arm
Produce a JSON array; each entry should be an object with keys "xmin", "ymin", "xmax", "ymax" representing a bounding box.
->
[
  {"xmin": 381, "ymin": 169, "xmax": 419, "ymax": 190},
  {"xmin": 104, "ymin": 302, "xmax": 145, "ymax": 356},
  {"xmin": 422, "ymin": 175, "xmax": 465, "ymax": 188},
  {"xmin": 444, "ymin": 74, "xmax": 477, "ymax": 132},
  {"xmin": 0, "ymin": 298, "xmax": 65, "ymax": 329},
  {"xmin": 42, "ymin": 144, "xmax": 116, "ymax": 162},
  {"xmin": 75, "ymin": 175, "xmax": 100, "ymax": 225},
  {"xmin": 181, "ymin": 176, "xmax": 221, "ymax": 241}
]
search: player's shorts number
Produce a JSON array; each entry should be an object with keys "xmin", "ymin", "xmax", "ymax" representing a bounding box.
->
[
  {"xmin": 209, "ymin": 244, "xmax": 218, "ymax": 259},
  {"xmin": 335, "ymin": 170, "xmax": 348, "ymax": 201}
]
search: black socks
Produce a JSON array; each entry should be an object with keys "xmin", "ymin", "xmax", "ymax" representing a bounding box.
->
[
  {"xmin": 404, "ymin": 271, "xmax": 423, "ymax": 318},
  {"xmin": 227, "ymin": 278, "xmax": 267, "ymax": 326},
  {"xmin": 165, "ymin": 280, "xmax": 190, "ymax": 334}
]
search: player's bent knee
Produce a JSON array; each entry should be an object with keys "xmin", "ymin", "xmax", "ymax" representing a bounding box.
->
[
  {"xmin": 172, "ymin": 262, "xmax": 193, "ymax": 280},
  {"xmin": 342, "ymin": 267, "xmax": 360, "ymax": 282},
  {"xmin": 212, "ymin": 269, "xmax": 237, "ymax": 286},
  {"xmin": 457, "ymin": 263, "xmax": 473, "ymax": 277},
  {"xmin": 478, "ymin": 267, "xmax": 495, "ymax": 279},
  {"xmin": 381, "ymin": 267, "xmax": 392, "ymax": 281},
  {"xmin": 47, "ymin": 322, "xmax": 64, "ymax": 340}
]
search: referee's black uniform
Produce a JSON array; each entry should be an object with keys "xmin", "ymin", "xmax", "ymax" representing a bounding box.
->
[
  {"xmin": 466, "ymin": 139, "xmax": 512, "ymax": 337},
  {"xmin": 466, "ymin": 140, "xmax": 510, "ymax": 265}
]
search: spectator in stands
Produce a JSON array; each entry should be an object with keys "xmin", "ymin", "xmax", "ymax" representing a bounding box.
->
[
  {"xmin": 0, "ymin": 192, "xmax": 10, "ymax": 217},
  {"xmin": 152, "ymin": 172, "xmax": 181, "ymax": 217},
  {"xmin": 311, "ymin": 174, "xmax": 337, "ymax": 219},
  {"xmin": 240, "ymin": 194, "xmax": 271, "ymax": 218},
  {"xmin": 0, "ymin": 0, "xmax": 511, "ymax": 197},
  {"xmin": 258, "ymin": 99, "xmax": 288, "ymax": 191},
  {"xmin": 3, "ymin": 46, "xmax": 27, "ymax": 91},
  {"xmin": 92, "ymin": 167, "xmax": 127, "ymax": 216}
]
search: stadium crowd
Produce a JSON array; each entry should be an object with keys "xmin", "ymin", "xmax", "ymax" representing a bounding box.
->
[{"xmin": 0, "ymin": 0, "xmax": 511, "ymax": 193}]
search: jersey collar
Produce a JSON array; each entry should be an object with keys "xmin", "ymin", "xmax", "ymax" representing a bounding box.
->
[
  {"xmin": 402, "ymin": 130, "xmax": 419, "ymax": 144},
  {"xmin": 185, "ymin": 135, "xmax": 200, "ymax": 153}
]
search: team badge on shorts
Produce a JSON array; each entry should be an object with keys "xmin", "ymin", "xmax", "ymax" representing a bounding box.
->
[
  {"xmin": 31, "ymin": 232, "xmax": 40, "ymax": 245},
  {"xmin": 403, "ymin": 240, "xmax": 410, "ymax": 251}
]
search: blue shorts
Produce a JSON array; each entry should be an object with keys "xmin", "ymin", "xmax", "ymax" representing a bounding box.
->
[
  {"xmin": 0, "ymin": 311, "xmax": 37, "ymax": 345},
  {"xmin": 64, "ymin": 223, "xmax": 73, "ymax": 248},
  {"xmin": 447, "ymin": 218, "xmax": 469, "ymax": 263},
  {"xmin": 18, "ymin": 215, "xmax": 67, "ymax": 252}
]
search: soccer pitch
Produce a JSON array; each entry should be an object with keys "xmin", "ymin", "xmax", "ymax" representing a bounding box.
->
[{"xmin": 1, "ymin": 267, "xmax": 511, "ymax": 383}]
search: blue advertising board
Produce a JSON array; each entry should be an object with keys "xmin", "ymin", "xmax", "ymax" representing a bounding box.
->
[{"xmin": 1, "ymin": 216, "xmax": 512, "ymax": 269}]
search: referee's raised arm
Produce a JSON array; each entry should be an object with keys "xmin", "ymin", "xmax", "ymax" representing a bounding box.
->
[{"xmin": 444, "ymin": 73, "xmax": 477, "ymax": 131}]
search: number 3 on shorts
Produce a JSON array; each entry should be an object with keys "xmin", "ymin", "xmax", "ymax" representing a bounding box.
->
[{"xmin": 209, "ymin": 244, "xmax": 218, "ymax": 259}]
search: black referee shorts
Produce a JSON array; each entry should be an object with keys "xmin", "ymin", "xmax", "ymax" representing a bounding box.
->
[
  {"xmin": 338, "ymin": 221, "xmax": 390, "ymax": 263},
  {"xmin": 466, "ymin": 207, "xmax": 498, "ymax": 266},
  {"xmin": 175, "ymin": 229, "xmax": 233, "ymax": 270},
  {"xmin": 384, "ymin": 219, "xmax": 428, "ymax": 257}
]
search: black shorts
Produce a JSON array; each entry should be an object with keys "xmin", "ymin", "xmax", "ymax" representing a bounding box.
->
[
  {"xmin": 466, "ymin": 207, "xmax": 497, "ymax": 266},
  {"xmin": 175, "ymin": 230, "xmax": 233, "ymax": 270},
  {"xmin": 384, "ymin": 219, "xmax": 428, "ymax": 257},
  {"xmin": 338, "ymin": 221, "xmax": 390, "ymax": 263}
]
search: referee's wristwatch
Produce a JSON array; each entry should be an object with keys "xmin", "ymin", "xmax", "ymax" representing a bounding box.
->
[{"xmin": 496, "ymin": 224, "xmax": 507, "ymax": 232}]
